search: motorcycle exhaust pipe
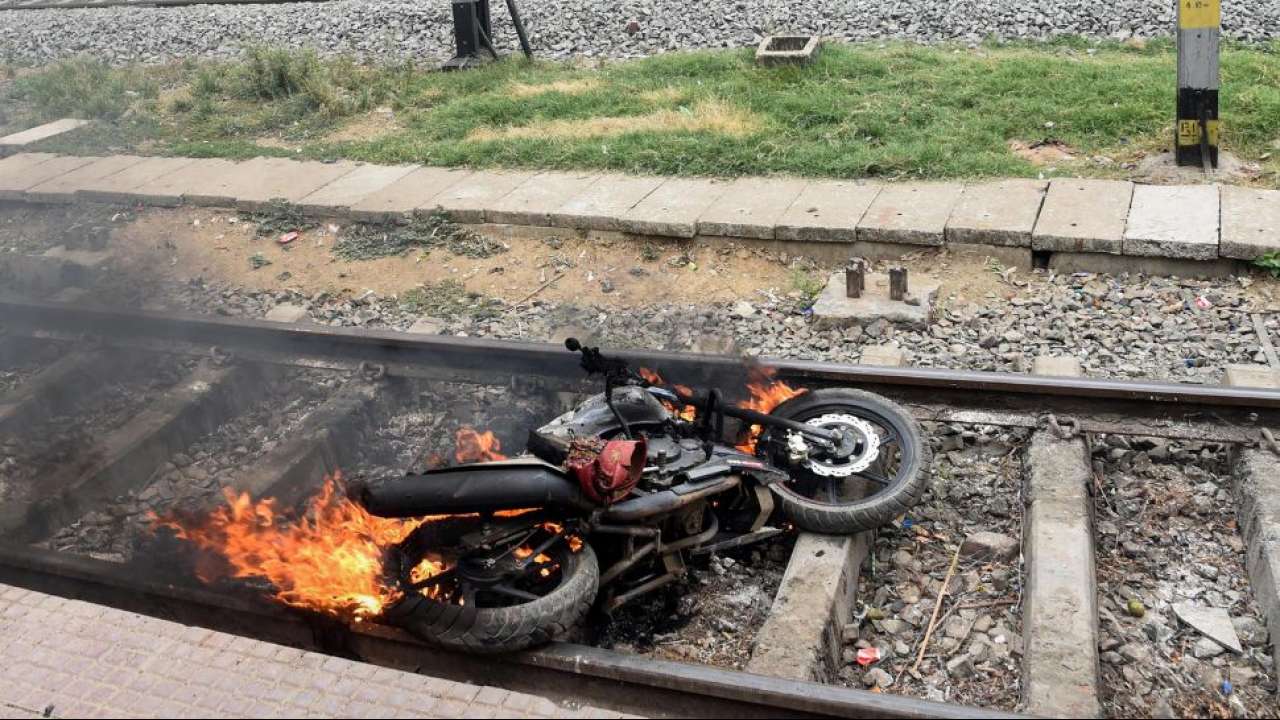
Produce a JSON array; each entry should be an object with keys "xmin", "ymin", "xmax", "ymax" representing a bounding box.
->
[{"xmin": 352, "ymin": 463, "xmax": 594, "ymax": 518}]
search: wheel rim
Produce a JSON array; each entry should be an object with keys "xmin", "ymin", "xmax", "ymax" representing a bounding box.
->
[
  {"xmin": 395, "ymin": 523, "xmax": 574, "ymax": 609},
  {"xmin": 763, "ymin": 402, "xmax": 914, "ymax": 508}
]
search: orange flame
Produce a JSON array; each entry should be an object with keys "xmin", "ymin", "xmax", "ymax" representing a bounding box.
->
[
  {"xmin": 454, "ymin": 426, "xmax": 507, "ymax": 464},
  {"xmin": 735, "ymin": 367, "xmax": 806, "ymax": 454},
  {"xmin": 153, "ymin": 472, "xmax": 432, "ymax": 621},
  {"xmin": 640, "ymin": 368, "xmax": 698, "ymax": 421}
]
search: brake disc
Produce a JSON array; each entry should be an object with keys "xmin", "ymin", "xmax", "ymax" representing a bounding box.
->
[{"xmin": 795, "ymin": 413, "xmax": 881, "ymax": 477}]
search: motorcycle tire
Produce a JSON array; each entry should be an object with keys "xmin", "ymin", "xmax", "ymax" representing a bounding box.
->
[
  {"xmin": 764, "ymin": 387, "xmax": 929, "ymax": 534},
  {"xmin": 386, "ymin": 540, "xmax": 598, "ymax": 654}
]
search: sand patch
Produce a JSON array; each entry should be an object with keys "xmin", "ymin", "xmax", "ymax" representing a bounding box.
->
[
  {"xmin": 324, "ymin": 108, "xmax": 402, "ymax": 144},
  {"xmin": 1008, "ymin": 138, "xmax": 1076, "ymax": 166},
  {"xmin": 466, "ymin": 99, "xmax": 761, "ymax": 142}
]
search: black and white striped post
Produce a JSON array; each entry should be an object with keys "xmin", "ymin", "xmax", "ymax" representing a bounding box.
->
[{"xmin": 1176, "ymin": 0, "xmax": 1220, "ymax": 169}]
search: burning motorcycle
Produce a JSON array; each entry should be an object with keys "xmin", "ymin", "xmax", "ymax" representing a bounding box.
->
[{"xmin": 352, "ymin": 339, "xmax": 928, "ymax": 653}]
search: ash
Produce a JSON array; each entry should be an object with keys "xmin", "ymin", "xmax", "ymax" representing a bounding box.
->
[
  {"xmin": 44, "ymin": 368, "xmax": 342, "ymax": 561},
  {"xmin": 591, "ymin": 539, "xmax": 793, "ymax": 670},
  {"xmin": 844, "ymin": 424, "xmax": 1026, "ymax": 710},
  {"xmin": 1093, "ymin": 437, "xmax": 1278, "ymax": 718}
]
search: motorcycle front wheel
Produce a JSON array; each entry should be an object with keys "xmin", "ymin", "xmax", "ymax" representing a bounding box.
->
[
  {"xmin": 761, "ymin": 387, "xmax": 929, "ymax": 534},
  {"xmin": 382, "ymin": 518, "xmax": 598, "ymax": 654}
]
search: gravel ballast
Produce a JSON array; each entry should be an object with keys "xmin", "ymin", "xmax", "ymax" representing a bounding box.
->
[{"xmin": 2, "ymin": 0, "xmax": 1279, "ymax": 66}]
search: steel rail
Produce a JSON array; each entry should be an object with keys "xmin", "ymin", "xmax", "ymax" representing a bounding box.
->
[
  {"xmin": 0, "ymin": 541, "xmax": 1022, "ymax": 719},
  {"xmin": 4, "ymin": 297, "xmax": 1280, "ymax": 424}
]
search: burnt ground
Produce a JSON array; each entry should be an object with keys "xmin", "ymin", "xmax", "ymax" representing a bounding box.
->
[
  {"xmin": 0, "ymin": 339, "xmax": 63, "ymax": 396},
  {"xmin": 844, "ymin": 424, "xmax": 1027, "ymax": 710},
  {"xmin": 43, "ymin": 367, "xmax": 343, "ymax": 561},
  {"xmin": 588, "ymin": 537, "xmax": 793, "ymax": 670},
  {"xmin": 1093, "ymin": 438, "xmax": 1278, "ymax": 718}
]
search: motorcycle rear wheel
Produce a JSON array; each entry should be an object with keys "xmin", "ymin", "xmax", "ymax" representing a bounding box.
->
[
  {"xmin": 383, "ymin": 519, "xmax": 598, "ymax": 654},
  {"xmin": 762, "ymin": 388, "xmax": 929, "ymax": 534}
]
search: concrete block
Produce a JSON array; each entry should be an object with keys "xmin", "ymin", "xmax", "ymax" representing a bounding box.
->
[
  {"xmin": 746, "ymin": 533, "xmax": 870, "ymax": 682},
  {"xmin": 1219, "ymin": 185, "xmax": 1280, "ymax": 261},
  {"xmin": 0, "ymin": 119, "xmax": 90, "ymax": 153},
  {"xmin": 348, "ymin": 166, "xmax": 472, "ymax": 222},
  {"xmin": 131, "ymin": 158, "xmax": 244, "ymax": 207},
  {"xmin": 619, "ymin": 178, "xmax": 729, "ymax": 238},
  {"xmin": 1032, "ymin": 179, "xmax": 1133, "ymax": 254},
  {"xmin": 775, "ymin": 180, "xmax": 880, "ymax": 243},
  {"xmin": 1032, "ymin": 356, "xmax": 1082, "ymax": 377},
  {"xmin": 1023, "ymin": 356, "xmax": 1100, "ymax": 718},
  {"xmin": 427, "ymin": 170, "xmax": 536, "ymax": 224},
  {"xmin": 696, "ymin": 177, "xmax": 806, "ymax": 240},
  {"xmin": 1224, "ymin": 365, "xmax": 1280, "ymax": 389},
  {"xmin": 946, "ymin": 180, "xmax": 1046, "ymax": 247},
  {"xmin": 1123, "ymin": 184, "xmax": 1219, "ymax": 260},
  {"xmin": 548, "ymin": 175, "xmax": 663, "ymax": 231},
  {"xmin": 810, "ymin": 271, "xmax": 938, "ymax": 329},
  {"xmin": 0, "ymin": 155, "xmax": 96, "ymax": 199},
  {"xmin": 263, "ymin": 303, "xmax": 309, "ymax": 323},
  {"xmin": 485, "ymin": 171, "xmax": 599, "ymax": 227},
  {"xmin": 230, "ymin": 158, "xmax": 359, "ymax": 211},
  {"xmin": 855, "ymin": 182, "xmax": 963, "ymax": 246},
  {"xmin": 76, "ymin": 156, "xmax": 200, "ymax": 204},
  {"xmin": 23, "ymin": 155, "xmax": 148, "ymax": 203},
  {"xmin": 860, "ymin": 344, "xmax": 905, "ymax": 367},
  {"xmin": 294, "ymin": 163, "xmax": 419, "ymax": 216},
  {"xmin": 1047, "ymin": 251, "xmax": 1245, "ymax": 279},
  {"xmin": 407, "ymin": 317, "xmax": 445, "ymax": 335},
  {"xmin": 1232, "ymin": 449, "xmax": 1280, "ymax": 683}
]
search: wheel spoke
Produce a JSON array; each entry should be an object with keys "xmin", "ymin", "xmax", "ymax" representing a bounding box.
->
[{"xmin": 491, "ymin": 583, "xmax": 540, "ymax": 602}]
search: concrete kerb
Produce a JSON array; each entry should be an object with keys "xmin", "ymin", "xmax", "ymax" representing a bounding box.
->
[
  {"xmin": 1225, "ymin": 367, "xmax": 1280, "ymax": 696},
  {"xmin": 1021, "ymin": 356, "xmax": 1101, "ymax": 718},
  {"xmin": 745, "ymin": 349, "xmax": 903, "ymax": 682}
]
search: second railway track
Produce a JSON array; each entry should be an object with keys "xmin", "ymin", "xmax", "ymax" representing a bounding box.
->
[{"xmin": 1, "ymin": 297, "xmax": 1278, "ymax": 717}]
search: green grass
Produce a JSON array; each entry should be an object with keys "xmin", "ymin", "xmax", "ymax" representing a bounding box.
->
[{"xmin": 6, "ymin": 40, "xmax": 1280, "ymax": 183}]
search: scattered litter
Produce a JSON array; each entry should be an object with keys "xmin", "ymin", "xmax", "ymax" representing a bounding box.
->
[
  {"xmin": 1194, "ymin": 296, "xmax": 1213, "ymax": 309},
  {"xmin": 278, "ymin": 231, "xmax": 299, "ymax": 246},
  {"xmin": 1222, "ymin": 679, "xmax": 1233, "ymax": 696},
  {"xmin": 1126, "ymin": 598, "xmax": 1146, "ymax": 618},
  {"xmin": 856, "ymin": 647, "xmax": 882, "ymax": 666}
]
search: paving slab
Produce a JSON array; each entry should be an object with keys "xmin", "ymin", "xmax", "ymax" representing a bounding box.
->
[
  {"xmin": 0, "ymin": 119, "xmax": 89, "ymax": 154},
  {"xmin": 486, "ymin": 170, "xmax": 600, "ymax": 226},
  {"xmin": 1023, "ymin": 358, "xmax": 1100, "ymax": 718},
  {"xmin": 75, "ymin": 156, "xmax": 200, "ymax": 203},
  {"xmin": 1032, "ymin": 356, "xmax": 1082, "ymax": 377},
  {"xmin": 424, "ymin": 169, "xmax": 537, "ymax": 224},
  {"xmin": 1047, "ymin": 250, "xmax": 1243, "ymax": 279},
  {"xmin": 945, "ymin": 179, "xmax": 1047, "ymax": 247},
  {"xmin": 1219, "ymin": 185, "xmax": 1280, "ymax": 261},
  {"xmin": 23, "ymin": 155, "xmax": 148, "ymax": 203},
  {"xmin": 230, "ymin": 157, "xmax": 359, "ymax": 211},
  {"xmin": 1123, "ymin": 184, "xmax": 1219, "ymax": 260},
  {"xmin": 348, "ymin": 166, "xmax": 473, "ymax": 222},
  {"xmin": 548, "ymin": 174, "xmax": 663, "ymax": 231},
  {"xmin": 775, "ymin": 180, "xmax": 881, "ymax": 243},
  {"xmin": 130, "ymin": 158, "xmax": 245, "ymax": 207},
  {"xmin": 856, "ymin": 182, "xmax": 963, "ymax": 246},
  {"xmin": 0, "ymin": 583, "xmax": 632, "ymax": 720},
  {"xmin": 0, "ymin": 154, "xmax": 96, "ymax": 199},
  {"xmin": 1031, "ymin": 179, "xmax": 1133, "ymax": 254},
  {"xmin": 620, "ymin": 178, "xmax": 729, "ymax": 238},
  {"xmin": 294, "ymin": 162, "xmax": 419, "ymax": 216},
  {"xmin": 697, "ymin": 177, "xmax": 807, "ymax": 240}
]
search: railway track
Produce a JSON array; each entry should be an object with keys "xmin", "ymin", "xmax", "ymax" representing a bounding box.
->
[{"xmin": 1, "ymin": 296, "xmax": 1278, "ymax": 717}]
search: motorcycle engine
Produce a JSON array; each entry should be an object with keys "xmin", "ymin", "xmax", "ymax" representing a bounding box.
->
[{"xmin": 640, "ymin": 436, "xmax": 706, "ymax": 488}]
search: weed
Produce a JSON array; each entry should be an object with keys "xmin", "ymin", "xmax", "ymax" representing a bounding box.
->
[
  {"xmin": 249, "ymin": 253, "xmax": 272, "ymax": 269},
  {"xmin": 334, "ymin": 211, "xmax": 507, "ymax": 261},
  {"xmin": 240, "ymin": 199, "xmax": 317, "ymax": 238},
  {"xmin": 1253, "ymin": 251, "xmax": 1280, "ymax": 278},
  {"xmin": 10, "ymin": 57, "xmax": 154, "ymax": 120},
  {"xmin": 639, "ymin": 244, "xmax": 660, "ymax": 262},
  {"xmin": 789, "ymin": 268, "xmax": 825, "ymax": 302},
  {"xmin": 399, "ymin": 279, "xmax": 501, "ymax": 320}
]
